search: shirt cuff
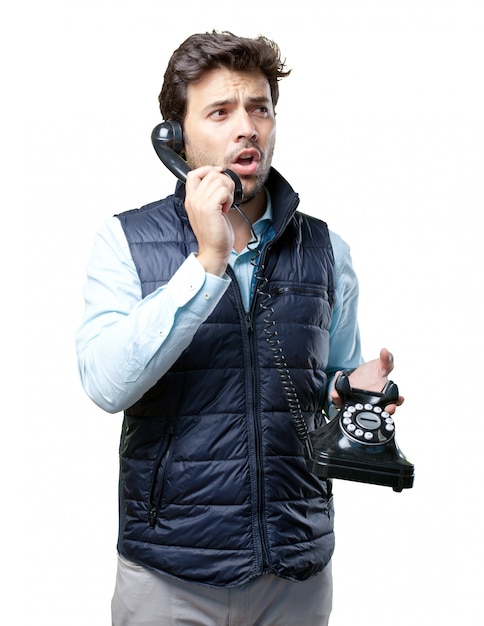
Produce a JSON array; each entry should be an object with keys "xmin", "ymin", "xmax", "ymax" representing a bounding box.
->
[{"xmin": 167, "ymin": 253, "xmax": 231, "ymax": 312}]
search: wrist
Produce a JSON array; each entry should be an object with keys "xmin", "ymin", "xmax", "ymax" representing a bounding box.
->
[{"xmin": 195, "ymin": 252, "xmax": 228, "ymax": 277}]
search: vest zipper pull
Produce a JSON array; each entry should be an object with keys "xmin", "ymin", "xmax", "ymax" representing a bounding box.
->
[
  {"xmin": 149, "ymin": 507, "xmax": 157, "ymax": 529},
  {"xmin": 245, "ymin": 314, "xmax": 253, "ymax": 334}
]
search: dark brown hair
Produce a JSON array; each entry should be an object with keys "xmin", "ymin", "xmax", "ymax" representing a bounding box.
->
[{"xmin": 158, "ymin": 31, "xmax": 291, "ymax": 121}]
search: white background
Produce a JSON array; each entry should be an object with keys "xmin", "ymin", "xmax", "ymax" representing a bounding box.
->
[{"xmin": 11, "ymin": 0, "xmax": 484, "ymax": 623}]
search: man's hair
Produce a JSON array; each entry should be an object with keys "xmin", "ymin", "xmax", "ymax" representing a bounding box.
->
[{"xmin": 159, "ymin": 31, "xmax": 291, "ymax": 121}]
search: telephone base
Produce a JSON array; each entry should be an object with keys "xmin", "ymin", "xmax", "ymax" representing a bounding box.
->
[{"xmin": 309, "ymin": 421, "xmax": 415, "ymax": 492}]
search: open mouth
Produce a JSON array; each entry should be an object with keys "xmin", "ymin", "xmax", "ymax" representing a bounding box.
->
[{"xmin": 232, "ymin": 149, "xmax": 260, "ymax": 175}]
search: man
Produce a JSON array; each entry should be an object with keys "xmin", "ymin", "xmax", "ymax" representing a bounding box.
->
[{"xmin": 76, "ymin": 31, "xmax": 403, "ymax": 626}]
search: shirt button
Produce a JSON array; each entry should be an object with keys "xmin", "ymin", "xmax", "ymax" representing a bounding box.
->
[{"xmin": 203, "ymin": 292, "xmax": 211, "ymax": 300}]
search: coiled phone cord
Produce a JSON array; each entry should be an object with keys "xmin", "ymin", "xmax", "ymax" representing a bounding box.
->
[{"xmin": 249, "ymin": 243, "xmax": 315, "ymax": 458}]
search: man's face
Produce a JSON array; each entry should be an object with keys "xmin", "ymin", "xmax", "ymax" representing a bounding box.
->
[{"xmin": 182, "ymin": 67, "xmax": 276, "ymax": 204}]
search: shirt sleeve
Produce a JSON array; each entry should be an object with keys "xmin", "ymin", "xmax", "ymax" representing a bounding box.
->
[
  {"xmin": 326, "ymin": 231, "xmax": 364, "ymax": 397},
  {"xmin": 75, "ymin": 217, "xmax": 231, "ymax": 413}
]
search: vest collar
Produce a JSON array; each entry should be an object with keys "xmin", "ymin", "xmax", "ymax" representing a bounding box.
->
[{"xmin": 174, "ymin": 168, "xmax": 300, "ymax": 237}]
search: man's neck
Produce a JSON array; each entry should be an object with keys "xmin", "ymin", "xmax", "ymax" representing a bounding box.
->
[{"xmin": 228, "ymin": 188, "xmax": 267, "ymax": 253}]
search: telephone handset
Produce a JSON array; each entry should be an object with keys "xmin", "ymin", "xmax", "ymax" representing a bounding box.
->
[
  {"xmin": 151, "ymin": 121, "xmax": 244, "ymax": 204},
  {"xmin": 309, "ymin": 374, "xmax": 415, "ymax": 491}
]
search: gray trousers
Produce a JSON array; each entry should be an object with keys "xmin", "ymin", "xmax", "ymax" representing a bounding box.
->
[{"xmin": 112, "ymin": 555, "xmax": 333, "ymax": 626}]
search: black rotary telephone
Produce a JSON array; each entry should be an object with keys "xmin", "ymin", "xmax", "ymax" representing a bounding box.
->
[
  {"xmin": 309, "ymin": 373, "xmax": 414, "ymax": 491},
  {"xmin": 151, "ymin": 122, "xmax": 414, "ymax": 492}
]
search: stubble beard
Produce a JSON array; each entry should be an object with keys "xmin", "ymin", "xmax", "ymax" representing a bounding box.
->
[{"xmin": 185, "ymin": 139, "xmax": 275, "ymax": 205}]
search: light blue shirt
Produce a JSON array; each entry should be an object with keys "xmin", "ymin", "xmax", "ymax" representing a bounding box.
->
[{"xmin": 76, "ymin": 199, "xmax": 362, "ymax": 413}]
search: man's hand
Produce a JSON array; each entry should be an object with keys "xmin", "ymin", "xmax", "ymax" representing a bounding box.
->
[
  {"xmin": 330, "ymin": 348, "xmax": 405, "ymax": 414},
  {"xmin": 184, "ymin": 166, "xmax": 236, "ymax": 277}
]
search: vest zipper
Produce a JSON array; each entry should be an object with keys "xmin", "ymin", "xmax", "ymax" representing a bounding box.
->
[
  {"xmin": 228, "ymin": 261, "xmax": 272, "ymax": 575},
  {"xmin": 245, "ymin": 310, "xmax": 271, "ymax": 573},
  {"xmin": 148, "ymin": 430, "xmax": 174, "ymax": 528},
  {"xmin": 248, "ymin": 246, "xmax": 274, "ymax": 573}
]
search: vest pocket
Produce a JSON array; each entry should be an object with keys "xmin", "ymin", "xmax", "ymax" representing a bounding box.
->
[
  {"xmin": 269, "ymin": 283, "xmax": 329, "ymax": 299},
  {"xmin": 148, "ymin": 432, "xmax": 173, "ymax": 528}
]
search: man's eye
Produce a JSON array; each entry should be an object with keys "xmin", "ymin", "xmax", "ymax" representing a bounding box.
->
[{"xmin": 211, "ymin": 109, "xmax": 227, "ymax": 119}]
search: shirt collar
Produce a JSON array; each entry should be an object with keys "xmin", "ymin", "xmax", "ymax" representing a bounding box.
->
[
  {"xmin": 251, "ymin": 188, "xmax": 273, "ymax": 241},
  {"xmin": 230, "ymin": 189, "xmax": 273, "ymax": 260},
  {"xmin": 254, "ymin": 188, "xmax": 272, "ymax": 225}
]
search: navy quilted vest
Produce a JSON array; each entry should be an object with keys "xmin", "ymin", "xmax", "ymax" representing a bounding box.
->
[{"xmin": 116, "ymin": 168, "xmax": 336, "ymax": 587}]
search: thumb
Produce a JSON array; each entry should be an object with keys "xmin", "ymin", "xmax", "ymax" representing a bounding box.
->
[{"xmin": 379, "ymin": 348, "xmax": 394, "ymax": 376}]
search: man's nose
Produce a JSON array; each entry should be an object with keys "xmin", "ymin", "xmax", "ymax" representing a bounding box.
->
[{"xmin": 235, "ymin": 110, "xmax": 258, "ymax": 141}]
